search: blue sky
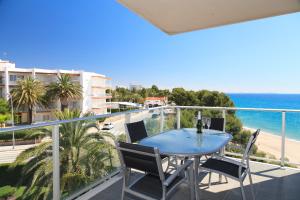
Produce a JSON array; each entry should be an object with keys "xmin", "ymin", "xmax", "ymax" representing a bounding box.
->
[{"xmin": 0, "ymin": 0, "xmax": 300, "ymax": 93}]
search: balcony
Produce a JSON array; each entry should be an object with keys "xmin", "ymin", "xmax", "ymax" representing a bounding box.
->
[
  {"xmin": 0, "ymin": 106, "xmax": 300, "ymax": 200},
  {"xmin": 87, "ymin": 162, "xmax": 300, "ymax": 200}
]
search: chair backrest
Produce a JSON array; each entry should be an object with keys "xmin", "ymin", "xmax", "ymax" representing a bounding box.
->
[
  {"xmin": 116, "ymin": 141, "xmax": 164, "ymax": 180},
  {"xmin": 242, "ymin": 129, "xmax": 260, "ymax": 164},
  {"xmin": 210, "ymin": 118, "xmax": 225, "ymax": 131},
  {"xmin": 125, "ymin": 120, "xmax": 148, "ymax": 143}
]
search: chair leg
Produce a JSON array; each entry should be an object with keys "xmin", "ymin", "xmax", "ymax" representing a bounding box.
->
[
  {"xmin": 240, "ymin": 180, "xmax": 247, "ymax": 200},
  {"xmin": 162, "ymin": 186, "xmax": 167, "ymax": 200},
  {"xmin": 208, "ymin": 172, "xmax": 212, "ymax": 188},
  {"xmin": 121, "ymin": 178, "xmax": 125, "ymax": 200},
  {"xmin": 248, "ymin": 172, "xmax": 255, "ymax": 200}
]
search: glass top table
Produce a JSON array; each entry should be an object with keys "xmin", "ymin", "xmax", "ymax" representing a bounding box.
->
[
  {"xmin": 140, "ymin": 128, "xmax": 232, "ymax": 157},
  {"xmin": 140, "ymin": 128, "xmax": 232, "ymax": 200}
]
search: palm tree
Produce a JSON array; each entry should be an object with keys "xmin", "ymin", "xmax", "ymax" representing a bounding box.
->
[
  {"xmin": 10, "ymin": 77, "xmax": 45, "ymax": 124},
  {"xmin": 46, "ymin": 74, "xmax": 82, "ymax": 111},
  {"xmin": 13, "ymin": 110, "xmax": 115, "ymax": 200}
]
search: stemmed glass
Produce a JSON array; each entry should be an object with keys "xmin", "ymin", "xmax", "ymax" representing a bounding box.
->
[
  {"xmin": 207, "ymin": 118, "xmax": 211, "ymax": 129},
  {"xmin": 202, "ymin": 117, "xmax": 208, "ymax": 129}
]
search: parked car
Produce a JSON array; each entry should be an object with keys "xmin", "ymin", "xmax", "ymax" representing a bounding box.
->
[{"xmin": 102, "ymin": 122, "xmax": 114, "ymax": 130}]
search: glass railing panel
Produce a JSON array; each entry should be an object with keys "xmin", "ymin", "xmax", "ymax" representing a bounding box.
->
[
  {"xmin": 144, "ymin": 108, "xmax": 161, "ymax": 136},
  {"xmin": 0, "ymin": 126, "xmax": 53, "ymax": 200},
  {"xmin": 59, "ymin": 114, "xmax": 120, "ymax": 199},
  {"xmin": 228, "ymin": 110, "xmax": 283, "ymax": 165},
  {"xmin": 163, "ymin": 107, "xmax": 176, "ymax": 131},
  {"xmin": 285, "ymin": 112, "xmax": 300, "ymax": 167}
]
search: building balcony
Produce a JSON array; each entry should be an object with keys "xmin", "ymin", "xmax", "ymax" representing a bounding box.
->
[
  {"xmin": 0, "ymin": 106, "xmax": 299, "ymax": 200},
  {"xmin": 91, "ymin": 94, "xmax": 112, "ymax": 99},
  {"xmin": 86, "ymin": 161, "xmax": 300, "ymax": 200}
]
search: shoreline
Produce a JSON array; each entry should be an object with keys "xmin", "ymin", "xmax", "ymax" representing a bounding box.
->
[{"xmin": 243, "ymin": 126, "xmax": 300, "ymax": 164}]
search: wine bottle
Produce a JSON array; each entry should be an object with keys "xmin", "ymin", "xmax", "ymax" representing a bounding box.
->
[{"xmin": 197, "ymin": 119, "xmax": 203, "ymax": 133}]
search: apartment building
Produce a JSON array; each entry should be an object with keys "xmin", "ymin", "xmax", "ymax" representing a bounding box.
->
[{"xmin": 0, "ymin": 60, "xmax": 112, "ymax": 123}]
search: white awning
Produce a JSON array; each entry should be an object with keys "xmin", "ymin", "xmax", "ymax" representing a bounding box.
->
[{"xmin": 118, "ymin": 0, "xmax": 300, "ymax": 35}]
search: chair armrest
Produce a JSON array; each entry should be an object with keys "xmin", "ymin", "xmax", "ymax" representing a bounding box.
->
[
  {"xmin": 163, "ymin": 160, "xmax": 193, "ymax": 186},
  {"xmin": 212, "ymin": 155, "xmax": 246, "ymax": 167}
]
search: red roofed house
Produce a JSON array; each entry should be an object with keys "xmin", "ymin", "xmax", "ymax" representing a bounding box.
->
[{"xmin": 144, "ymin": 97, "xmax": 168, "ymax": 108}]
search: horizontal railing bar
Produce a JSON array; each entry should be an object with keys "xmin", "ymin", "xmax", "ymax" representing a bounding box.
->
[
  {"xmin": 0, "ymin": 106, "xmax": 166, "ymax": 133},
  {"xmin": 3, "ymin": 105, "xmax": 300, "ymax": 133},
  {"xmin": 172, "ymin": 106, "xmax": 300, "ymax": 113}
]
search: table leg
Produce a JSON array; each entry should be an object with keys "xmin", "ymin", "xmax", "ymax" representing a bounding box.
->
[
  {"xmin": 194, "ymin": 156, "xmax": 200, "ymax": 200},
  {"xmin": 219, "ymin": 147, "xmax": 225, "ymax": 183}
]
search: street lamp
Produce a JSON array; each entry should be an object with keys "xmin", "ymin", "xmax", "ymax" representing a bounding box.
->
[{"xmin": 7, "ymin": 93, "xmax": 15, "ymax": 149}]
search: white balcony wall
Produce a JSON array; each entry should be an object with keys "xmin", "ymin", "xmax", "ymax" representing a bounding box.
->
[
  {"xmin": 35, "ymin": 73, "xmax": 58, "ymax": 85},
  {"xmin": 92, "ymin": 87, "xmax": 106, "ymax": 97},
  {"xmin": 91, "ymin": 77, "xmax": 106, "ymax": 87},
  {"xmin": 92, "ymin": 99, "xmax": 107, "ymax": 108}
]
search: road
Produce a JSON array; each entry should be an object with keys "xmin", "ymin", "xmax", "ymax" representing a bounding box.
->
[{"xmin": 104, "ymin": 110, "xmax": 153, "ymax": 136}]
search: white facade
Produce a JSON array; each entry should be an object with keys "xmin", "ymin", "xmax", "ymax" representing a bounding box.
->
[{"xmin": 0, "ymin": 60, "xmax": 112, "ymax": 123}]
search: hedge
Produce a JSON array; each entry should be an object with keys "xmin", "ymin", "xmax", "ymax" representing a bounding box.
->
[
  {"xmin": 0, "ymin": 130, "xmax": 31, "ymax": 142},
  {"xmin": 0, "ymin": 163, "xmax": 32, "ymax": 187},
  {"xmin": 0, "ymin": 186, "xmax": 16, "ymax": 199}
]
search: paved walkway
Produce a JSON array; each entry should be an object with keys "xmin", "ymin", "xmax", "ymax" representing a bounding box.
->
[{"xmin": 0, "ymin": 144, "xmax": 36, "ymax": 164}]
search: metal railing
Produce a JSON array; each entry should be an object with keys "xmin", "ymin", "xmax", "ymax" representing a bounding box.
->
[
  {"xmin": 173, "ymin": 106, "xmax": 300, "ymax": 167},
  {"xmin": 1, "ymin": 105, "xmax": 300, "ymax": 199}
]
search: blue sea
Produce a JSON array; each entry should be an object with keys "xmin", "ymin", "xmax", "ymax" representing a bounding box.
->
[{"xmin": 228, "ymin": 94, "xmax": 300, "ymax": 141}]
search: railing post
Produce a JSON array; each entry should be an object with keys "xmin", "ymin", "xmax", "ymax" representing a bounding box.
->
[
  {"xmin": 125, "ymin": 113, "xmax": 131, "ymax": 142},
  {"xmin": 160, "ymin": 107, "xmax": 164, "ymax": 132},
  {"xmin": 222, "ymin": 109, "xmax": 226, "ymax": 132},
  {"xmin": 281, "ymin": 111, "xmax": 286, "ymax": 167},
  {"xmin": 52, "ymin": 125, "xmax": 60, "ymax": 200},
  {"xmin": 176, "ymin": 108, "xmax": 181, "ymax": 130}
]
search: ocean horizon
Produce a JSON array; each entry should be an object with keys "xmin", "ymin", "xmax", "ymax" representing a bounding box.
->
[{"xmin": 228, "ymin": 93, "xmax": 300, "ymax": 141}]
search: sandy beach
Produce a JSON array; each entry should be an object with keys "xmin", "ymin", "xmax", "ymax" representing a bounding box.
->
[{"xmin": 244, "ymin": 127, "xmax": 300, "ymax": 164}]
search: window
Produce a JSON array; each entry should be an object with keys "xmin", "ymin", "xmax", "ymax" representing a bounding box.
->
[
  {"xmin": 17, "ymin": 75, "xmax": 24, "ymax": 80},
  {"xmin": 42, "ymin": 115, "xmax": 50, "ymax": 121},
  {"xmin": 10, "ymin": 75, "xmax": 17, "ymax": 81},
  {"xmin": 9, "ymin": 75, "xmax": 24, "ymax": 82}
]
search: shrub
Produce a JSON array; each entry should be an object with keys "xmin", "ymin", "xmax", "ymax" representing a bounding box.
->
[
  {"xmin": 117, "ymin": 134, "xmax": 126, "ymax": 142},
  {"xmin": 180, "ymin": 110, "xmax": 195, "ymax": 128},
  {"xmin": 254, "ymin": 150, "xmax": 266, "ymax": 158},
  {"xmin": 0, "ymin": 163, "xmax": 32, "ymax": 187},
  {"xmin": 0, "ymin": 186, "xmax": 16, "ymax": 199},
  {"xmin": 0, "ymin": 130, "xmax": 29, "ymax": 142},
  {"xmin": 231, "ymin": 129, "xmax": 252, "ymax": 147}
]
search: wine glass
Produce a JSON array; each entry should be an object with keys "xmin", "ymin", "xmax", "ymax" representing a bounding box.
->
[
  {"xmin": 207, "ymin": 118, "xmax": 211, "ymax": 129},
  {"xmin": 202, "ymin": 117, "xmax": 208, "ymax": 129}
]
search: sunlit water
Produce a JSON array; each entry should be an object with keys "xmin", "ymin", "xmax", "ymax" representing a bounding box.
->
[{"xmin": 229, "ymin": 94, "xmax": 300, "ymax": 141}]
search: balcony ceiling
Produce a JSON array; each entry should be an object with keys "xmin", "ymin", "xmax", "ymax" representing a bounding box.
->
[{"xmin": 118, "ymin": 0, "xmax": 300, "ymax": 35}]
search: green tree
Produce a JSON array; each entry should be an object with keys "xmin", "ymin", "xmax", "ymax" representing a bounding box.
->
[
  {"xmin": 46, "ymin": 74, "xmax": 82, "ymax": 111},
  {"xmin": 180, "ymin": 109, "xmax": 196, "ymax": 128},
  {"xmin": 0, "ymin": 98, "xmax": 10, "ymax": 127},
  {"xmin": 0, "ymin": 98, "xmax": 10, "ymax": 114},
  {"xmin": 12, "ymin": 110, "xmax": 115, "ymax": 200},
  {"xmin": 10, "ymin": 77, "xmax": 45, "ymax": 124}
]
